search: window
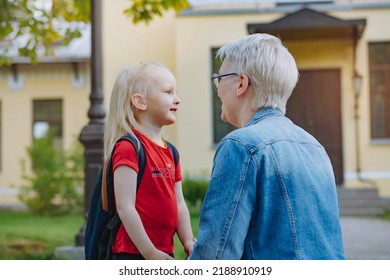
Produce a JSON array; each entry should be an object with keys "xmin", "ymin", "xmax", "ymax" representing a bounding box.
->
[
  {"xmin": 33, "ymin": 100, "xmax": 63, "ymax": 150},
  {"xmin": 211, "ymin": 48, "xmax": 236, "ymax": 144},
  {"xmin": 369, "ymin": 42, "xmax": 390, "ymax": 140}
]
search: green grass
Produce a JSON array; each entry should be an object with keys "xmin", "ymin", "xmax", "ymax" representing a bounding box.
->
[
  {"xmin": 3, "ymin": 206, "xmax": 386, "ymax": 260},
  {"xmin": 174, "ymin": 204, "xmax": 200, "ymax": 260},
  {"xmin": 0, "ymin": 210, "xmax": 83, "ymax": 259},
  {"xmin": 380, "ymin": 210, "xmax": 390, "ymax": 221},
  {"xmin": 0, "ymin": 204, "xmax": 200, "ymax": 260}
]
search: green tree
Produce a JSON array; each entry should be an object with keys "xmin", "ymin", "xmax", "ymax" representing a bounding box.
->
[{"xmin": 0, "ymin": 0, "xmax": 189, "ymax": 66}]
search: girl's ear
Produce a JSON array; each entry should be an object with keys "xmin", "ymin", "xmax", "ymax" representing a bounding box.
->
[{"xmin": 131, "ymin": 93, "xmax": 147, "ymax": 111}]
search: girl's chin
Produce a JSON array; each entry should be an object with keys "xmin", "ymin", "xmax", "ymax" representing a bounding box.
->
[{"xmin": 163, "ymin": 117, "xmax": 176, "ymax": 126}]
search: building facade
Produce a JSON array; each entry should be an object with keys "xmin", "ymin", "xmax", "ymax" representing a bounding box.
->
[
  {"xmin": 172, "ymin": 0, "xmax": 390, "ymax": 196},
  {"xmin": 0, "ymin": 26, "xmax": 91, "ymax": 208},
  {"xmin": 1, "ymin": 0, "xmax": 390, "ymax": 209}
]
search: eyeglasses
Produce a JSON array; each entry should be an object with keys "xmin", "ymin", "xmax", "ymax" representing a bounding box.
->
[{"xmin": 211, "ymin": 72, "xmax": 239, "ymax": 90}]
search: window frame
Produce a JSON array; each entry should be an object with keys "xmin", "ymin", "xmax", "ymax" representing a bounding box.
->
[
  {"xmin": 368, "ymin": 42, "xmax": 390, "ymax": 141},
  {"xmin": 32, "ymin": 99, "xmax": 63, "ymax": 151}
]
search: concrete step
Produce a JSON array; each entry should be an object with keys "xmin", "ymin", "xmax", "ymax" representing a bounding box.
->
[
  {"xmin": 337, "ymin": 187, "xmax": 390, "ymax": 217},
  {"xmin": 340, "ymin": 207, "xmax": 385, "ymax": 217}
]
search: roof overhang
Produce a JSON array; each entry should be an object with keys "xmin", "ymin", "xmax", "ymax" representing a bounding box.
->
[
  {"xmin": 2, "ymin": 24, "xmax": 91, "ymax": 65},
  {"xmin": 247, "ymin": 8, "xmax": 366, "ymax": 41}
]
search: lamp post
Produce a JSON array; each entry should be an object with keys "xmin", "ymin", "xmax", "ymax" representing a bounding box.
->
[
  {"xmin": 75, "ymin": 0, "xmax": 106, "ymax": 246},
  {"xmin": 353, "ymin": 73, "xmax": 363, "ymax": 96},
  {"xmin": 353, "ymin": 72, "xmax": 362, "ymax": 176},
  {"xmin": 352, "ymin": 73, "xmax": 376, "ymax": 187}
]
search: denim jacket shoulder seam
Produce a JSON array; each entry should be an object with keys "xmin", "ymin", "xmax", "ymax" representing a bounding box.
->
[{"xmin": 269, "ymin": 144, "xmax": 301, "ymax": 259}]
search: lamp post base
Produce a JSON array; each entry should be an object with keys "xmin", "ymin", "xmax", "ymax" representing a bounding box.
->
[{"xmin": 76, "ymin": 122, "xmax": 105, "ymax": 246}]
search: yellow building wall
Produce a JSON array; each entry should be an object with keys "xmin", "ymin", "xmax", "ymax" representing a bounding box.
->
[
  {"xmin": 174, "ymin": 9, "xmax": 390, "ymax": 196},
  {"xmin": 335, "ymin": 9, "xmax": 390, "ymax": 196},
  {"xmin": 0, "ymin": 63, "xmax": 90, "ymax": 207}
]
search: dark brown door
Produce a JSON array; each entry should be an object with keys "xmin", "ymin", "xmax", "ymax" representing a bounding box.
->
[{"xmin": 286, "ymin": 69, "xmax": 344, "ymax": 185}]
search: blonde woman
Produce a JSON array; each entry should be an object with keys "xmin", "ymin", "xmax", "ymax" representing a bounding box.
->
[{"xmin": 190, "ymin": 34, "xmax": 345, "ymax": 260}]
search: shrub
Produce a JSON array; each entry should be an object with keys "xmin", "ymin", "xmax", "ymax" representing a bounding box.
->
[
  {"xmin": 182, "ymin": 176, "xmax": 209, "ymax": 207},
  {"xmin": 17, "ymin": 131, "xmax": 84, "ymax": 216}
]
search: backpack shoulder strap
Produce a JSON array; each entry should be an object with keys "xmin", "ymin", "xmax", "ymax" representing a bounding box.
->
[
  {"xmin": 101, "ymin": 134, "xmax": 145, "ymax": 212},
  {"xmin": 101, "ymin": 160, "xmax": 110, "ymax": 211},
  {"xmin": 119, "ymin": 134, "xmax": 146, "ymax": 188},
  {"xmin": 165, "ymin": 140, "xmax": 179, "ymax": 167}
]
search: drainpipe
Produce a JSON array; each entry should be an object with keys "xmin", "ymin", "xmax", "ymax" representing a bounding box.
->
[{"xmin": 352, "ymin": 27, "xmax": 376, "ymax": 187}]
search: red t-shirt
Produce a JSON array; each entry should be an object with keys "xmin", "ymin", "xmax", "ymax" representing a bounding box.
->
[{"xmin": 111, "ymin": 130, "xmax": 182, "ymax": 255}]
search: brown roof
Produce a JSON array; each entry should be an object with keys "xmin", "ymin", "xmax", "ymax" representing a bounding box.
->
[{"xmin": 247, "ymin": 8, "xmax": 366, "ymax": 40}]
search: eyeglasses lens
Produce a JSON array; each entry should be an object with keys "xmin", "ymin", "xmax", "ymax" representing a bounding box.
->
[{"xmin": 213, "ymin": 78, "xmax": 219, "ymax": 90}]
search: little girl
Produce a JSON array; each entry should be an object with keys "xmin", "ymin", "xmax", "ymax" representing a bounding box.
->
[{"xmin": 104, "ymin": 62, "xmax": 195, "ymax": 260}]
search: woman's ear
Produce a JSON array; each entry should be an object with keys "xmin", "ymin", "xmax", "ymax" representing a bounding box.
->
[
  {"xmin": 131, "ymin": 93, "xmax": 147, "ymax": 111},
  {"xmin": 237, "ymin": 74, "xmax": 250, "ymax": 97}
]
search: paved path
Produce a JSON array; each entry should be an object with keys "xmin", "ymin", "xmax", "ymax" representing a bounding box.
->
[{"xmin": 341, "ymin": 217, "xmax": 390, "ymax": 260}]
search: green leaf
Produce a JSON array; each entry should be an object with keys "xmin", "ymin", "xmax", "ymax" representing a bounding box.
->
[{"xmin": 124, "ymin": 0, "xmax": 190, "ymax": 24}]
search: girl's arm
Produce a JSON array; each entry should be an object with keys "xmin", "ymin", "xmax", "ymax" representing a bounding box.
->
[
  {"xmin": 114, "ymin": 165, "xmax": 173, "ymax": 260},
  {"xmin": 175, "ymin": 181, "xmax": 196, "ymax": 258}
]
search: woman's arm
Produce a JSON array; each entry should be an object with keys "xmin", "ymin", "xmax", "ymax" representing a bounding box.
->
[{"xmin": 189, "ymin": 139, "xmax": 255, "ymax": 259}]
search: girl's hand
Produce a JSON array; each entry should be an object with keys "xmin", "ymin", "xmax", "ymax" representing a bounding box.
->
[{"xmin": 184, "ymin": 237, "xmax": 197, "ymax": 257}]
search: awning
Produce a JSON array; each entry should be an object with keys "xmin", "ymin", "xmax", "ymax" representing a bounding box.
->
[{"xmin": 247, "ymin": 8, "xmax": 366, "ymax": 41}]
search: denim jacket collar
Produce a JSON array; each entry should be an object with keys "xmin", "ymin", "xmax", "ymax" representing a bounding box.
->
[{"xmin": 245, "ymin": 107, "xmax": 283, "ymax": 128}]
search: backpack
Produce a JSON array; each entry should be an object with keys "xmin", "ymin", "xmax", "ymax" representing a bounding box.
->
[{"xmin": 84, "ymin": 134, "xmax": 179, "ymax": 260}]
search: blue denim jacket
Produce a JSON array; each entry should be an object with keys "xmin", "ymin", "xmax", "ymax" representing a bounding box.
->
[{"xmin": 189, "ymin": 108, "xmax": 345, "ymax": 260}]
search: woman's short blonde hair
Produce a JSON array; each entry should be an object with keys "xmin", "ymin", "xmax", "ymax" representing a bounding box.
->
[{"xmin": 216, "ymin": 33, "xmax": 299, "ymax": 114}]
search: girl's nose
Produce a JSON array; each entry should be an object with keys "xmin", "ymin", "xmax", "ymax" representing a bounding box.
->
[{"xmin": 174, "ymin": 95, "xmax": 181, "ymax": 105}]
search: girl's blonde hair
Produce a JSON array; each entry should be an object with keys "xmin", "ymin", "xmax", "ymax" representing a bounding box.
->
[{"xmin": 104, "ymin": 61, "xmax": 166, "ymax": 160}]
